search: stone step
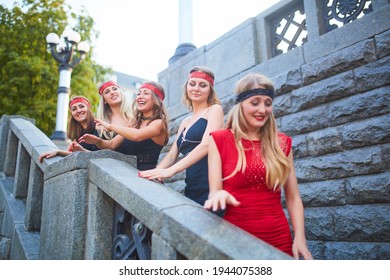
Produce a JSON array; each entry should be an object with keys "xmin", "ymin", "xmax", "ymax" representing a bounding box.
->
[{"xmin": 0, "ymin": 172, "xmax": 40, "ymax": 259}]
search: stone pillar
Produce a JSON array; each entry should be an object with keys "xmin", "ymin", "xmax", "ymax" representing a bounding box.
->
[
  {"xmin": 84, "ymin": 182, "xmax": 115, "ymax": 260},
  {"xmin": 14, "ymin": 142, "xmax": 30, "ymax": 198},
  {"xmin": 24, "ymin": 160, "xmax": 44, "ymax": 231},
  {"xmin": 151, "ymin": 234, "xmax": 178, "ymax": 260},
  {"xmin": 4, "ymin": 130, "xmax": 18, "ymax": 177}
]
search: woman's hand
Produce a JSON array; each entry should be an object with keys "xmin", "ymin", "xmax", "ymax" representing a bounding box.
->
[
  {"xmin": 78, "ymin": 134, "xmax": 101, "ymax": 145},
  {"xmin": 292, "ymin": 237, "xmax": 313, "ymax": 260},
  {"xmin": 39, "ymin": 149, "xmax": 70, "ymax": 162},
  {"xmin": 95, "ymin": 118, "xmax": 111, "ymax": 132},
  {"xmin": 138, "ymin": 168, "xmax": 175, "ymax": 182},
  {"xmin": 203, "ymin": 190, "xmax": 240, "ymax": 212},
  {"xmin": 39, "ymin": 150, "xmax": 60, "ymax": 162},
  {"xmin": 68, "ymin": 141, "xmax": 87, "ymax": 152}
]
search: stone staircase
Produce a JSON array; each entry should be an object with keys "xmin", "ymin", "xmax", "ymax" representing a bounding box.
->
[{"xmin": 0, "ymin": 172, "xmax": 40, "ymax": 259}]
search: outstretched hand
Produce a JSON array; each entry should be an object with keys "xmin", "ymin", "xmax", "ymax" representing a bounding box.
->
[
  {"xmin": 78, "ymin": 134, "xmax": 100, "ymax": 145},
  {"xmin": 203, "ymin": 190, "xmax": 240, "ymax": 212},
  {"xmin": 68, "ymin": 141, "xmax": 87, "ymax": 152},
  {"xmin": 95, "ymin": 118, "xmax": 111, "ymax": 131}
]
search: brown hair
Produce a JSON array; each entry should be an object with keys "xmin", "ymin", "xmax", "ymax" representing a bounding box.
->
[
  {"xmin": 182, "ymin": 66, "xmax": 221, "ymax": 111},
  {"xmin": 132, "ymin": 81, "xmax": 169, "ymax": 145},
  {"xmin": 67, "ymin": 95, "xmax": 95, "ymax": 141}
]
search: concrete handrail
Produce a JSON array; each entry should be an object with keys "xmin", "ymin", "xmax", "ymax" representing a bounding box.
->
[
  {"xmin": 87, "ymin": 158, "xmax": 290, "ymax": 259},
  {"xmin": 0, "ymin": 115, "xmax": 290, "ymax": 259}
]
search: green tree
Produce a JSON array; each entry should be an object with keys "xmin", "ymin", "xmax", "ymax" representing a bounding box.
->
[{"xmin": 0, "ymin": 0, "xmax": 110, "ymax": 136}]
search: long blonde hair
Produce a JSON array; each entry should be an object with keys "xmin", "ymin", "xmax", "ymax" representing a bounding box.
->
[
  {"xmin": 96, "ymin": 84, "xmax": 132, "ymax": 139},
  {"xmin": 225, "ymin": 73, "xmax": 290, "ymax": 191},
  {"xmin": 182, "ymin": 66, "xmax": 221, "ymax": 111},
  {"xmin": 131, "ymin": 81, "xmax": 169, "ymax": 145}
]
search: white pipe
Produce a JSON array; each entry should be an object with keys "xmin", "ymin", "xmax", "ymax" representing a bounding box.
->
[{"xmin": 179, "ymin": 0, "xmax": 193, "ymax": 43}]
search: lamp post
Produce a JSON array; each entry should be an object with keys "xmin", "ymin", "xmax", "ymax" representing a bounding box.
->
[{"xmin": 46, "ymin": 29, "xmax": 90, "ymax": 141}]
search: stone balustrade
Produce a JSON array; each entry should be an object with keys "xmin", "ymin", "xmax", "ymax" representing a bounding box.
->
[{"xmin": 0, "ymin": 115, "xmax": 289, "ymax": 260}]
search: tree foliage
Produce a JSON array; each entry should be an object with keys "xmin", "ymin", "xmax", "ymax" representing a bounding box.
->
[{"xmin": 0, "ymin": 0, "xmax": 110, "ymax": 135}]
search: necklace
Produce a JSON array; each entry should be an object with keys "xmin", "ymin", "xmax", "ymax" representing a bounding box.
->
[{"xmin": 141, "ymin": 116, "xmax": 152, "ymax": 121}]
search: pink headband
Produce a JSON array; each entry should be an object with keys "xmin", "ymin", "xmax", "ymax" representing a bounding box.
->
[
  {"xmin": 188, "ymin": 71, "xmax": 214, "ymax": 86},
  {"xmin": 69, "ymin": 97, "xmax": 91, "ymax": 109},
  {"xmin": 140, "ymin": 83, "xmax": 165, "ymax": 100},
  {"xmin": 98, "ymin": 80, "xmax": 118, "ymax": 95}
]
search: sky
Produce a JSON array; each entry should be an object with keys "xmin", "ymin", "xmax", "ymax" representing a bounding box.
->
[{"xmin": 4, "ymin": 0, "xmax": 280, "ymax": 80}]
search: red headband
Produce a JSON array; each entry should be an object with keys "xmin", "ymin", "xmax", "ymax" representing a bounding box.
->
[
  {"xmin": 188, "ymin": 71, "xmax": 214, "ymax": 86},
  {"xmin": 69, "ymin": 97, "xmax": 91, "ymax": 109},
  {"xmin": 98, "ymin": 80, "xmax": 118, "ymax": 95},
  {"xmin": 140, "ymin": 83, "xmax": 165, "ymax": 100}
]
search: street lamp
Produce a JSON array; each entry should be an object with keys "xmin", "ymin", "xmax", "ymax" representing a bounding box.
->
[{"xmin": 46, "ymin": 28, "xmax": 90, "ymax": 141}]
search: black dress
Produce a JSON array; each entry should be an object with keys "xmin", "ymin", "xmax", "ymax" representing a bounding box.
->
[
  {"xmin": 79, "ymin": 127, "xmax": 100, "ymax": 151},
  {"xmin": 116, "ymin": 138, "xmax": 163, "ymax": 171},
  {"xmin": 176, "ymin": 118, "xmax": 209, "ymax": 205}
]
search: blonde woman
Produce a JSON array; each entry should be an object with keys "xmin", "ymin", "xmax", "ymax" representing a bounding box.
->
[
  {"xmin": 96, "ymin": 80, "xmax": 132, "ymax": 140},
  {"xmin": 204, "ymin": 73, "xmax": 312, "ymax": 259},
  {"xmin": 139, "ymin": 66, "xmax": 224, "ymax": 206},
  {"xmin": 79, "ymin": 81, "xmax": 169, "ymax": 171}
]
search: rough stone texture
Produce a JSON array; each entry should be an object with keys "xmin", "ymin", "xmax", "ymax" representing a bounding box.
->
[
  {"xmin": 39, "ymin": 150, "xmax": 136, "ymax": 260},
  {"xmin": 10, "ymin": 224, "xmax": 40, "ymax": 260},
  {"xmin": 323, "ymin": 242, "xmax": 390, "ymax": 260},
  {"xmin": 84, "ymin": 182, "xmax": 114, "ymax": 260},
  {"xmin": 0, "ymin": 116, "xmax": 35, "ymax": 172},
  {"xmin": 0, "ymin": 171, "xmax": 40, "ymax": 260},
  {"xmin": 302, "ymin": 39, "xmax": 377, "ymax": 85},
  {"xmin": 151, "ymin": 234, "xmax": 178, "ymax": 260},
  {"xmin": 376, "ymin": 29, "xmax": 390, "ymax": 59},
  {"xmin": 14, "ymin": 142, "xmax": 30, "ymax": 198},
  {"xmin": 39, "ymin": 169, "xmax": 89, "ymax": 259},
  {"xmin": 89, "ymin": 158, "xmax": 291, "ymax": 260},
  {"xmin": 25, "ymin": 160, "xmax": 43, "ymax": 231},
  {"xmin": 4, "ymin": 130, "xmax": 18, "ymax": 177}
]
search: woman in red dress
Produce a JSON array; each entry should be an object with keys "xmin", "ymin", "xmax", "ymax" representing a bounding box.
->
[{"xmin": 204, "ymin": 73, "xmax": 312, "ymax": 260}]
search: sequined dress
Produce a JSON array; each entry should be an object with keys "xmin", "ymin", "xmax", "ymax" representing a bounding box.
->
[{"xmin": 210, "ymin": 129, "xmax": 293, "ymax": 256}]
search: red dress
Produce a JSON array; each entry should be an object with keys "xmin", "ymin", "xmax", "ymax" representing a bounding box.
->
[{"xmin": 210, "ymin": 129, "xmax": 293, "ymax": 256}]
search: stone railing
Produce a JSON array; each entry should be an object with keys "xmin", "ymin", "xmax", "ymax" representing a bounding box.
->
[{"xmin": 0, "ymin": 115, "xmax": 290, "ymax": 260}]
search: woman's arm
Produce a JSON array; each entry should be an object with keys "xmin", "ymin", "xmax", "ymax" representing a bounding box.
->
[
  {"xmin": 78, "ymin": 134, "xmax": 125, "ymax": 150},
  {"xmin": 203, "ymin": 135, "xmax": 239, "ymax": 210},
  {"xmin": 154, "ymin": 115, "xmax": 191, "ymax": 169},
  {"xmin": 159, "ymin": 105, "xmax": 224, "ymax": 174},
  {"xmin": 39, "ymin": 149, "xmax": 71, "ymax": 162},
  {"xmin": 139, "ymin": 105, "xmax": 224, "ymax": 180},
  {"xmin": 68, "ymin": 141, "xmax": 90, "ymax": 152},
  {"xmin": 96, "ymin": 118, "xmax": 165, "ymax": 142},
  {"xmin": 169, "ymin": 104, "xmax": 224, "ymax": 173},
  {"xmin": 137, "ymin": 117, "xmax": 187, "ymax": 179},
  {"xmin": 284, "ymin": 152, "xmax": 313, "ymax": 260}
]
